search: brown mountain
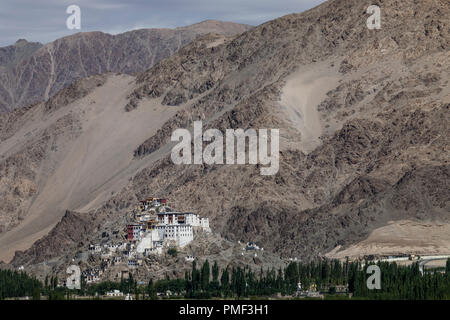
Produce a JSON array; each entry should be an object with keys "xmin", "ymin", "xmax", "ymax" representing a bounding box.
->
[
  {"xmin": 0, "ymin": 20, "xmax": 252, "ymax": 113},
  {"xmin": 1, "ymin": 0, "xmax": 449, "ymax": 268}
]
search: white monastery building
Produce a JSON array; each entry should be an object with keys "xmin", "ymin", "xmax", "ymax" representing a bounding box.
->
[{"xmin": 130, "ymin": 205, "xmax": 211, "ymax": 254}]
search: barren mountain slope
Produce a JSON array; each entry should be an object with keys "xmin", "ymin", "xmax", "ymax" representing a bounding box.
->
[
  {"xmin": 0, "ymin": 20, "xmax": 252, "ymax": 113},
  {"xmin": 4, "ymin": 0, "xmax": 450, "ymax": 267}
]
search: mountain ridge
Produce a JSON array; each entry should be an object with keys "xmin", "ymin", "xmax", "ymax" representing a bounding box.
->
[{"xmin": 0, "ymin": 20, "xmax": 252, "ymax": 113}]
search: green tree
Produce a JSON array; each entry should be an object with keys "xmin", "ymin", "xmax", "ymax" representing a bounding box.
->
[
  {"xmin": 147, "ymin": 279, "xmax": 157, "ymax": 300},
  {"xmin": 200, "ymin": 260, "xmax": 210, "ymax": 292},
  {"xmin": 167, "ymin": 248, "xmax": 177, "ymax": 257},
  {"xmin": 220, "ymin": 267, "xmax": 230, "ymax": 297}
]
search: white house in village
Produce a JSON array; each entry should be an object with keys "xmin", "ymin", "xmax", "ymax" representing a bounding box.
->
[
  {"xmin": 82, "ymin": 269, "xmax": 101, "ymax": 284},
  {"xmin": 107, "ymin": 243, "xmax": 121, "ymax": 253},
  {"xmin": 106, "ymin": 290, "xmax": 123, "ymax": 297},
  {"xmin": 89, "ymin": 244, "xmax": 102, "ymax": 254},
  {"xmin": 127, "ymin": 259, "xmax": 139, "ymax": 268}
]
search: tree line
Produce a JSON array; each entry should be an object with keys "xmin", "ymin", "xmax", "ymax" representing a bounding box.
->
[
  {"xmin": 0, "ymin": 269, "xmax": 42, "ymax": 300},
  {"xmin": 177, "ymin": 258, "xmax": 450, "ymax": 299},
  {"xmin": 1, "ymin": 258, "xmax": 449, "ymax": 299}
]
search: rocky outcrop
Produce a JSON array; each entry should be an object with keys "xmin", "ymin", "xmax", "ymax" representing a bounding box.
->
[{"xmin": 11, "ymin": 211, "xmax": 94, "ymax": 266}]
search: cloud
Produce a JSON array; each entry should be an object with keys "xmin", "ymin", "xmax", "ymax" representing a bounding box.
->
[{"xmin": 0, "ymin": 0, "xmax": 326, "ymax": 46}]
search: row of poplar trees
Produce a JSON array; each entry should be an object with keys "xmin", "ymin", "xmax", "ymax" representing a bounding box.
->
[
  {"xmin": 180, "ymin": 258, "xmax": 450, "ymax": 299},
  {"xmin": 2, "ymin": 259, "xmax": 450, "ymax": 299}
]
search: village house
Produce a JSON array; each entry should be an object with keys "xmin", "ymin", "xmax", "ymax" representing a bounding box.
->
[
  {"xmin": 106, "ymin": 290, "xmax": 123, "ymax": 297},
  {"xmin": 88, "ymin": 244, "xmax": 102, "ymax": 254},
  {"xmin": 82, "ymin": 268, "xmax": 101, "ymax": 284},
  {"xmin": 107, "ymin": 243, "xmax": 121, "ymax": 253},
  {"xmin": 101, "ymin": 256, "xmax": 112, "ymax": 266},
  {"xmin": 138, "ymin": 198, "xmax": 168, "ymax": 212},
  {"xmin": 127, "ymin": 259, "xmax": 138, "ymax": 268}
]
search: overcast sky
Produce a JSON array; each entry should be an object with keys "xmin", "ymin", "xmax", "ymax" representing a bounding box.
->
[{"xmin": 0, "ymin": 0, "xmax": 326, "ymax": 46}]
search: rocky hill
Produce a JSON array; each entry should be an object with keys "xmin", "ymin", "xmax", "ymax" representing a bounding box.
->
[
  {"xmin": 1, "ymin": 0, "xmax": 449, "ymax": 270},
  {"xmin": 0, "ymin": 20, "xmax": 252, "ymax": 113}
]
